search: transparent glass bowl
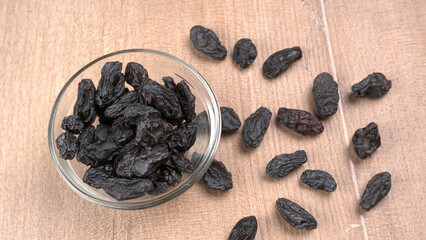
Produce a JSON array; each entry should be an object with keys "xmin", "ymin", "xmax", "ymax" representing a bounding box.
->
[{"xmin": 48, "ymin": 49, "xmax": 221, "ymax": 209}]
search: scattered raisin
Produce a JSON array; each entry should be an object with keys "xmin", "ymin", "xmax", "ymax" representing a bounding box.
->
[
  {"xmin": 301, "ymin": 170, "xmax": 337, "ymax": 192},
  {"xmin": 228, "ymin": 216, "xmax": 258, "ymax": 240},
  {"xmin": 55, "ymin": 131, "xmax": 78, "ymax": 160},
  {"xmin": 360, "ymin": 172, "xmax": 391, "ymax": 211},
  {"xmin": 203, "ymin": 159, "xmax": 233, "ymax": 191},
  {"xmin": 232, "ymin": 38, "xmax": 257, "ymax": 68},
  {"xmin": 221, "ymin": 107, "xmax": 241, "ymax": 133},
  {"xmin": 352, "ymin": 122, "xmax": 381, "ymax": 159},
  {"xmin": 190, "ymin": 25, "xmax": 227, "ymax": 60},
  {"xmin": 266, "ymin": 150, "xmax": 307, "ymax": 178},
  {"xmin": 262, "ymin": 46, "xmax": 302, "ymax": 79},
  {"xmin": 276, "ymin": 198, "xmax": 317, "ymax": 230},
  {"xmin": 352, "ymin": 72, "xmax": 391, "ymax": 98},
  {"xmin": 61, "ymin": 115, "xmax": 85, "ymax": 134},
  {"xmin": 242, "ymin": 107, "xmax": 272, "ymax": 148},
  {"xmin": 313, "ymin": 72, "xmax": 339, "ymax": 118},
  {"xmin": 278, "ymin": 108, "xmax": 324, "ymax": 135}
]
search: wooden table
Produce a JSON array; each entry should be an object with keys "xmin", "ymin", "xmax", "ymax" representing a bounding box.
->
[{"xmin": 1, "ymin": 0, "xmax": 425, "ymax": 239}]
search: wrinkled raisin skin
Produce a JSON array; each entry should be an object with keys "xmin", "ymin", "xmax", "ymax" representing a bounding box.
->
[
  {"xmin": 352, "ymin": 122, "xmax": 381, "ymax": 159},
  {"xmin": 232, "ymin": 38, "xmax": 257, "ymax": 68},
  {"xmin": 242, "ymin": 107, "xmax": 272, "ymax": 148},
  {"xmin": 276, "ymin": 198, "xmax": 317, "ymax": 230},
  {"xmin": 95, "ymin": 61, "xmax": 126, "ymax": 108},
  {"xmin": 352, "ymin": 72, "xmax": 391, "ymax": 98},
  {"xmin": 360, "ymin": 172, "xmax": 391, "ymax": 211},
  {"xmin": 313, "ymin": 72, "xmax": 339, "ymax": 118},
  {"xmin": 61, "ymin": 115, "xmax": 85, "ymax": 134},
  {"xmin": 190, "ymin": 25, "xmax": 227, "ymax": 60},
  {"xmin": 203, "ymin": 159, "xmax": 233, "ymax": 191},
  {"xmin": 125, "ymin": 62, "xmax": 149, "ymax": 90},
  {"xmin": 228, "ymin": 216, "xmax": 258, "ymax": 240},
  {"xmin": 278, "ymin": 108, "xmax": 324, "ymax": 135},
  {"xmin": 175, "ymin": 80, "xmax": 196, "ymax": 123},
  {"xmin": 262, "ymin": 46, "xmax": 302, "ymax": 79},
  {"xmin": 266, "ymin": 150, "xmax": 307, "ymax": 178},
  {"xmin": 301, "ymin": 170, "xmax": 337, "ymax": 192}
]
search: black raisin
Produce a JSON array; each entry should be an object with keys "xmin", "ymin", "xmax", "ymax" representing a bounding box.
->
[
  {"xmin": 122, "ymin": 103, "xmax": 161, "ymax": 126},
  {"xmin": 61, "ymin": 115, "xmax": 85, "ymax": 134},
  {"xmin": 95, "ymin": 61, "xmax": 126, "ymax": 107},
  {"xmin": 115, "ymin": 143, "xmax": 170, "ymax": 178},
  {"xmin": 159, "ymin": 165, "xmax": 182, "ymax": 187},
  {"xmin": 124, "ymin": 62, "xmax": 149, "ymax": 90},
  {"xmin": 352, "ymin": 72, "xmax": 392, "ymax": 98},
  {"xmin": 104, "ymin": 91, "xmax": 138, "ymax": 118},
  {"xmin": 170, "ymin": 153, "xmax": 194, "ymax": 174},
  {"xmin": 202, "ymin": 159, "xmax": 232, "ymax": 191},
  {"xmin": 232, "ymin": 38, "xmax": 257, "ymax": 68},
  {"xmin": 84, "ymin": 141, "xmax": 119, "ymax": 166},
  {"xmin": 175, "ymin": 80, "xmax": 196, "ymax": 122},
  {"xmin": 107, "ymin": 117, "xmax": 135, "ymax": 146},
  {"xmin": 135, "ymin": 115, "xmax": 173, "ymax": 147},
  {"xmin": 55, "ymin": 131, "xmax": 78, "ymax": 160},
  {"xmin": 278, "ymin": 108, "xmax": 324, "ymax": 135},
  {"xmin": 168, "ymin": 122, "xmax": 198, "ymax": 152},
  {"xmin": 142, "ymin": 79, "xmax": 183, "ymax": 123},
  {"xmin": 103, "ymin": 177, "xmax": 154, "ymax": 201},
  {"xmin": 162, "ymin": 76, "xmax": 176, "ymax": 91},
  {"xmin": 352, "ymin": 122, "xmax": 381, "ymax": 159},
  {"xmin": 148, "ymin": 181, "xmax": 170, "ymax": 196},
  {"xmin": 221, "ymin": 107, "xmax": 241, "ymax": 133},
  {"xmin": 242, "ymin": 107, "xmax": 272, "ymax": 148},
  {"xmin": 190, "ymin": 25, "xmax": 227, "ymax": 60},
  {"xmin": 301, "ymin": 170, "xmax": 337, "ymax": 192},
  {"xmin": 360, "ymin": 172, "xmax": 391, "ymax": 211},
  {"xmin": 266, "ymin": 150, "xmax": 307, "ymax": 178},
  {"xmin": 94, "ymin": 124, "xmax": 110, "ymax": 142},
  {"xmin": 83, "ymin": 164, "xmax": 114, "ymax": 189},
  {"xmin": 73, "ymin": 79, "xmax": 96, "ymax": 126},
  {"xmin": 276, "ymin": 198, "xmax": 317, "ymax": 230},
  {"xmin": 228, "ymin": 216, "xmax": 258, "ymax": 240},
  {"xmin": 313, "ymin": 72, "xmax": 339, "ymax": 118},
  {"xmin": 262, "ymin": 46, "xmax": 302, "ymax": 79}
]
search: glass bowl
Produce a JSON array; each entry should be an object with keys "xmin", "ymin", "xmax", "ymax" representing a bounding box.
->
[{"xmin": 48, "ymin": 49, "xmax": 221, "ymax": 210}]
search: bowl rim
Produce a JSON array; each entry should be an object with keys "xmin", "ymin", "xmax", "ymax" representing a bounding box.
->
[{"xmin": 48, "ymin": 48, "xmax": 221, "ymax": 210}]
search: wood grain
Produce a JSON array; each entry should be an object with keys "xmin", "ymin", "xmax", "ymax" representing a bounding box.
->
[{"xmin": 0, "ymin": 0, "xmax": 424, "ymax": 239}]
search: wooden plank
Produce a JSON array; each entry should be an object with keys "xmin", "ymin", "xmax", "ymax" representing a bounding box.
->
[
  {"xmin": 323, "ymin": 0, "xmax": 426, "ymax": 239},
  {"xmin": 0, "ymin": 0, "xmax": 424, "ymax": 239}
]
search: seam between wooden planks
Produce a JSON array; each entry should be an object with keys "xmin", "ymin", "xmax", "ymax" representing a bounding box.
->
[{"xmin": 318, "ymin": 0, "xmax": 369, "ymax": 239}]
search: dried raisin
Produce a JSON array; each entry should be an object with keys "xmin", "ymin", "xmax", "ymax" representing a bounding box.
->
[
  {"xmin": 221, "ymin": 107, "xmax": 241, "ymax": 133},
  {"xmin": 301, "ymin": 170, "xmax": 337, "ymax": 192},
  {"xmin": 124, "ymin": 62, "xmax": 149, "ymax": 90},
  {"xmin": 262, "ymin": 46, "xmax": 302, "ymax": 79},
  {"xmin": 228, "ymin": 216, "xmax": 258, "ymax": 240},
  {"xmin": 95, "ymin": 61, "xmax": 126, "ymax": 107},
  {"xmin": 175, "ymin": 80, "xmax": 196, "ymax": 122},
  {"xmin": 61, "ymin": 115, "xmax": 85, "ymax": 134},
  {"xmin": 352, "ymin": 122, "xmax": 381, "ymax": 159},
  {"xmin": 232, "ymin": 38, "xmax": 257, "ymax": 68},
  {"xmin": 190, "ymin": 25, "xmax": 227, "ymax": 60},
  {"xmin": 104, "ymin": 91, "xmax": 138, "ymax": 118},
  {"xmin": 276, "ymin": 198, "xmax": 317, "ymax": 230},
  {"xmin": 352, "ymin": 72, "xmax": 391, "ymax": 98},
  {"xmin": 266, "ymin": 150, "xmax": 307, "ymax": 178},
  {"xmin": 242, "ymin": 107, "xmax": 272, "ymax": 148},
  {"xmin": 55, "ymin": 131, "xmax": 78, "ymax": 160},
  {"xmin": 203, "ymin": 159, "xmax": 233, "ymax": 191},
  {"xmin": 360, "ymin": 172, "xmax": 391, "ymax": 211},
  {"xmin": 73, "ymin": 79, "xmax": 96, "ymax": 126},
  {"xmin": 278, "ymin": 108, "xmax": 324, "ymax": 135},
  {"xmin": 313, "ymin": 72, "xmax": 339, "ymax": 118}
]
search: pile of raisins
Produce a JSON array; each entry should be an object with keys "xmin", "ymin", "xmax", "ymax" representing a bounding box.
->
[
  {"xmin": 56, "ymin": 24, "xmax": 395, "ymax": 237},
  {"xmin": 56, "ymin": 61, "xmax": 200, "ymax": 200},
  {"xmin": 188, "ymin": 25, "xmax": 393, "ymax": 236}
]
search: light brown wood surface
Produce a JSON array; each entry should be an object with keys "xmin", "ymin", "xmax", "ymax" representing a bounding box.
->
[{"xmin": 0, "ymin": 0, "xmax": 425, "ymax": 239}]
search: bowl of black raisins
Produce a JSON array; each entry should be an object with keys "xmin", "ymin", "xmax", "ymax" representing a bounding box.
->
[{"xmin": 48, "ymin": 49, "xmax": 221, "ymax": 209}]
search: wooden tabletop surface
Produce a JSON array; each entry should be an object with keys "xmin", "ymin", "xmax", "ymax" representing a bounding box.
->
[{"xmin": 1, "ymin": 0, "xmax": 425, "ymax": 239}]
